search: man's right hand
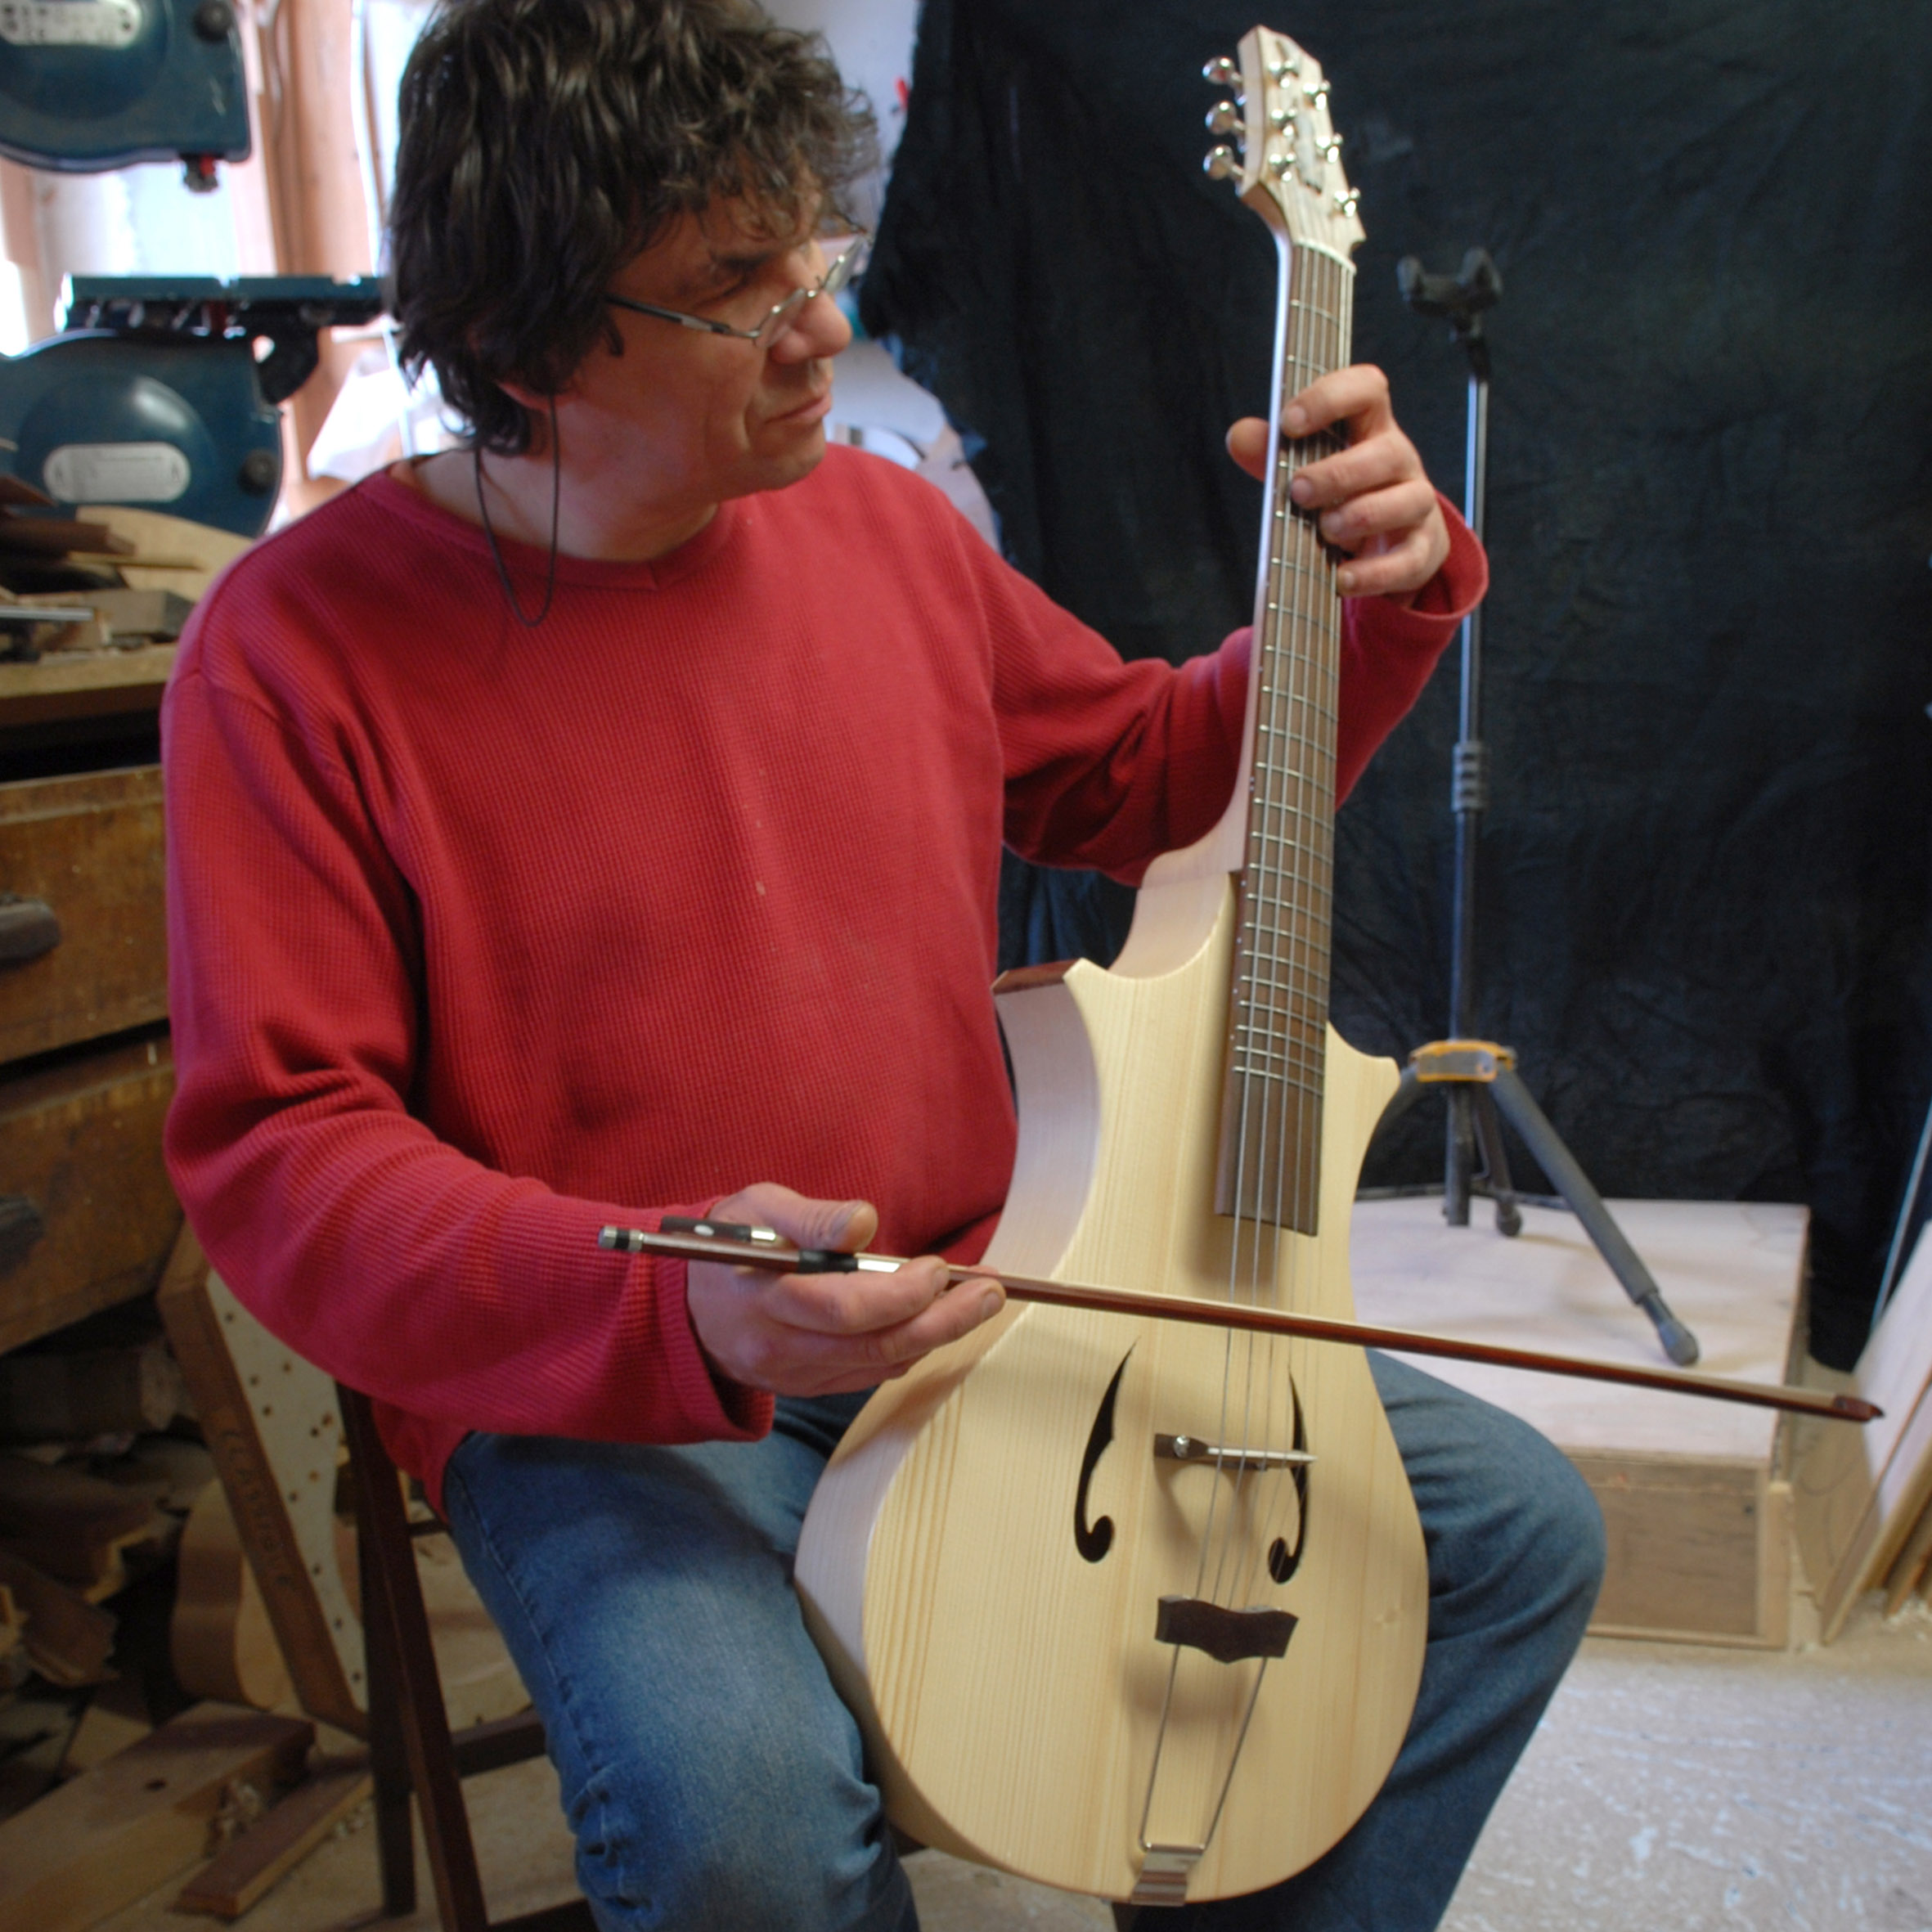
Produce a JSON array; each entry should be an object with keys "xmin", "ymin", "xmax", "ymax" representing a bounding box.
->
[{"xmin": 685, "ymin": 1184, "xmax": 1006, "ymax": 1397}]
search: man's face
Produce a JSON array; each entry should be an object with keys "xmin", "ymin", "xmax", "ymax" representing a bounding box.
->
[{"xmin": 561, "ymin": 195, "xmax": 852, "ymax": 516}]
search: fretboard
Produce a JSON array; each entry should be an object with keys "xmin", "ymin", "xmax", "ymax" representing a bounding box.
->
[{"xmin": 1215, "ymin": 238, "xmax": 1355, "ymax": 1238}]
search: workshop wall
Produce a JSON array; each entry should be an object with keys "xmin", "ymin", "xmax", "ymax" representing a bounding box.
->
[{"xmin": 864, "ymin": 0, "xmax": 1932, "ymax": 1364}]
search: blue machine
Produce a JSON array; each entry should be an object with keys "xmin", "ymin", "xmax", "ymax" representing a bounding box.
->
[
  {"xmin": 0, "ymin": 0, "xmax": 249, "ymax": 185},
  {"xmin": 0, "ymin": 276, "xmax": 385, "ymax": 537}
]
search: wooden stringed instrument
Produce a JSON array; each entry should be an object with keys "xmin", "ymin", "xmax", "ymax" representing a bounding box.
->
[{"xmin": 795, "ymin": 27, "xmax": 1435, "ymax": 1908}]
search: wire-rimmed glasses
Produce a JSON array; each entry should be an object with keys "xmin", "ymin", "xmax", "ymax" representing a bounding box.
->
[{"xmin": 604, "ymin": 232, "xmax": 871, "ymax": 350}]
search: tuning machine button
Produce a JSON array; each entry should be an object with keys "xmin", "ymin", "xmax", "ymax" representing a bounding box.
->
[
  {"xmin": 1266, "ymin": 52, "xmax": 1301, "ymax": 79},
  {"xmin": 1206, "ymin": 100, "xmax": 1244, "ymax": 138},
  {"xmin": 1303, "ymin": 79, "xmax": 1332, "ymax": 106},
  {"xmin": 1204, "ymin": 146, "xmax": 1239, "ymax": 180},
  {"xmin": 1269, "ymin": 149, "xmax": 1292, "ymax": 177},
  {"xmin": 1334, "ymin": 189, "xmax": 1361, "ymax": 214},
  {"xmin": 1202, "ymin": 56, "xmax": 1239, "ymax": 87}
]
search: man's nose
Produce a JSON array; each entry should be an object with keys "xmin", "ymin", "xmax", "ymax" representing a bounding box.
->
[{"xmin": 768, "ymin": 285, "xmax": 852, "ymax": 362}]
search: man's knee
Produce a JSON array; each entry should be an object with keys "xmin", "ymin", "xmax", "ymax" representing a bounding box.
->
[
  {"xmin": 1495, "ymin": 1424, "xmax": 1606, "ymax": 1625},
  {"xmin": 1372, "ymin": 1352, "xmax": 1606, "ymax": 1633}
]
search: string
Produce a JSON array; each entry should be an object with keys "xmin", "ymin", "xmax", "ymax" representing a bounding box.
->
[
  {"xmin": 1242, "ymin": 248, "xmax": 1351, "ymax": 1611},
  {"xmin": 474, "ymin": 393, "xmax": 563, "ymax": 629},
  {"xmin": 1143, "ymin": 229, "xmax": 1354, "ymax": 1851}
]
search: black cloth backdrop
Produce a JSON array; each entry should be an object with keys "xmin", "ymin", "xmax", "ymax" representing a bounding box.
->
[{"xmin": 860, "ymin": 0, "xmax": 1932, "ymax": 1366}]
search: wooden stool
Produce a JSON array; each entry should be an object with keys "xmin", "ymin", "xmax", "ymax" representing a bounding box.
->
[{"xmin": 338, "ymin": 1384, "xmax": 594, "ymax": 1932}]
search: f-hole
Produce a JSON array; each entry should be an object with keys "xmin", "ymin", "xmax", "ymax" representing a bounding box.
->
[
  {"xmin": 1267, "ymin": 1375, "xmax": 1310, "ymax": 1586},
  {"xmin": 1074, "ymin": 1349, "xmax": 1133, "ymax": 1564}
]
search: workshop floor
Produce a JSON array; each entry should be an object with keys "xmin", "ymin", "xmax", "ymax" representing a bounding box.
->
[{"xmin": 86, "ymin": 1594, "xmax": 1932, "ymax": 1932}]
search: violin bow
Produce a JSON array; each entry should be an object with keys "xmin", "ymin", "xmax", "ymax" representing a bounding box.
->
[{"xmin": 599, "ymin": 1220, "xmax": 1878, "ymax": 1424}]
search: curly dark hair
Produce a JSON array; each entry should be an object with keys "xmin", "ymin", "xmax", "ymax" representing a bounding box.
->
[{"xmin": 389, "ymin": 0, "xmax": 876, "ymax": 454}]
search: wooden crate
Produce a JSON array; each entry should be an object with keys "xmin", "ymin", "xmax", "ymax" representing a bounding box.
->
[{"xmin": 1350, "ymin": 1197, "xmax": 1806, "ymax": 1647}]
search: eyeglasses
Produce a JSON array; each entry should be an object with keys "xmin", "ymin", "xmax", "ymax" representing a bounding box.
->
[{"xmin": 604, "ymin": 232, "xmax": 871, "ymax": 350}]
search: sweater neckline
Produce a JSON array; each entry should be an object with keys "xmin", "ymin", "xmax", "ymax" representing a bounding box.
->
[{"xmin": 360, "ymin": 468, "xmax": 742, "ymax": 592}]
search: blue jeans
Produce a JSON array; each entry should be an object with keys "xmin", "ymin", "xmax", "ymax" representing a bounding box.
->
[{"xmin": 442, "ymin": 1355, "xmax": 1604, "ymax": 1932}]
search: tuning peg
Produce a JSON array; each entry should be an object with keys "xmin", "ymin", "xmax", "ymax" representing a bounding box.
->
[
  {"xmin": 1202, "ymin": 56, "xmax": 1238, "ymax": 87},
  {"xmin": 1269, "ymin": 151, "xmax": 1292, "ymax": 177},
  {"xmin": 1320, "ymin": 134, "xmax": 1344, "ymax": 159},
  {"xmin": 1267, "ymin": 104, "xmax": 1296, "ymax": 131},
  {"xmin": 1203, "ymin": 146, "xmax": 1239, "ymax": 180},
  {"xmin": 1206, "ymin": 100, "xmax": 1243, "ymax": 137},
  {"xmin": 1266, "ymin": 53, "xmax": 1301, "ymax": 79},
  {"xmin": 1304, "ymin": 79, "xmax": 1331, "ymax": 106},
  {"xmin": 1334, "ymin": 188, "xmax": 1361, "ymax": 214}
]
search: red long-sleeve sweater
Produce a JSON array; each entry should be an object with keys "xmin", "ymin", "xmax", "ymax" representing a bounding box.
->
[{"xmin": 162, "ymin": 447, "xmax": 1483, "ymax": 1505}]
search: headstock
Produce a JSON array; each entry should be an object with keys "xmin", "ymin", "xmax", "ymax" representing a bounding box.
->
[{"xmin": 1202, "ymin": 27, "xmax": 1363, "ymax": 256}]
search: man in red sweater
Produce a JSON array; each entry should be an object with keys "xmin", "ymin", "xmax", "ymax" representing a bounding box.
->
[{"xmin": 164, "ymin": 3, "xmax": 1602, "ymax": 1927}]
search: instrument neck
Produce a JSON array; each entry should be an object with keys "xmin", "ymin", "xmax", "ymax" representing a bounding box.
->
[{"xmin": 1213, "ymin": 238, "xmax": 1355, "ymax": 1233}]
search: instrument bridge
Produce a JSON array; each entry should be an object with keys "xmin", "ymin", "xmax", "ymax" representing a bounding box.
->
[{"xmin": 1155, "ymin": 1432, "xmax": 1314, "ymax": 1473}]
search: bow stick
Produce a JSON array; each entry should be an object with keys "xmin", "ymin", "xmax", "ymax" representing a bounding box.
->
[{"xmin": 598, "ymin": 1220, "xmax": 1877, "ymax": 1423}]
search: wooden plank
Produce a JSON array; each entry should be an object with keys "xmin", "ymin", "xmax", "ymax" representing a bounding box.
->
[
  {"xmin": 0, "ymin": 763, "xmax": 165, "ymax": 1062},
  {"xmin": 157, "ymin": 1228, "xmax": 367, "ymax": 1737},
  {"xmin": 75, "ymin": 506, "xmax": 251, "ymax": 605},
  {"xmin": 1881, "ymin": 1494, "xmax": 1932, "ymax": 1615},
  {"xmin": 175, "ymin": 1755, "xmax": 371, "ymax": 1918},
  {"xmin": 1793, "ymin": 1227, "xmax": 1932, "ymax": 1636},
  {"xmin": 1353, "ymin": 1198, "xmax": 1804, "ymax": 1461},
  {"xmin": 0, "ymin": 1701, "xmax": 312, "ymax": 1932},
  {"xmin": 0, "ymin": 643, "xmax": 176, "ymax": 727},
  {"xmin": 0, "ymin": 1034, "xmax": 179, "ymax": 1356}
]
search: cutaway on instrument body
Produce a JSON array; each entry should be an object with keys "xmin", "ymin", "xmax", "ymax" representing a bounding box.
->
[{"xmin": 795, "ymin": 26, "xmax": 1428, "ymax": 1906}]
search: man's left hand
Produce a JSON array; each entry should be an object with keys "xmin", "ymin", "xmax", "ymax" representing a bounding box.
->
[{"xmin": 1226, "ymin": 363, "xmax": 1449, "ymax": 604}]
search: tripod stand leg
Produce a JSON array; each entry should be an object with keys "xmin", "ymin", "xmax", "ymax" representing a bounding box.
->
[
  {"xmin": 1471, "ymin": 1087, "xmax": 1523, "ymax": 1237},
  {"xmin": 1445, "ymin": 1086, "xmax": 1475, "ymax": 1228},
  {"xmin": 1489, "ymin": 1067, "xmax": 1700, "ymax": 1366}
]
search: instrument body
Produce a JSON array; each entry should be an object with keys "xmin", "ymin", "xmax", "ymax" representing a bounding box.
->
[
  {"xmin": 797, "ymin": 879, "xmax": 1424, "ymax": 1899},
  {"xmin": 798, "ymin": 27, "xmax": 1425, "ymax": 1903}
]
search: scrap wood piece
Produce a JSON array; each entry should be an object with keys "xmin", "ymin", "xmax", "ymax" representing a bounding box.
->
[
  {"xmin": 101, "ymin": 1435, "xmax": 218, "ymax": 1513},
  {"xmin": 0, "ymin": 1701, "xmax": 312, "ymax": 1932},
  {"xmin": 0, "ymin": 1332, "xmax": 190, "ymax": 1445},
  {"xmin": 0, "ymin": 1453, "xmax": 159, "ymax": 1593},
  {"xmin": 0, "ymin": 1550, "xmax": 115, "ymax": 1685},
  {"xmin": 175, "ymin": 1752, "xmax": 371, "ymax": 1920},
  {"xmin": 0, "ymin": 514, "xmax": 133, "ymax": 557},
  {"xmin": 75, "ymin": 505, "xmax": 250, "ymax": 603},
  {"xmin": 0, "ymin": 476, "xmax": 52, "ymax": 509},
  {"xmin": 157, "ymin": 1226, "xmax": 367, "ymax": 1735},
  {"xmin": 74, "ymin": 585, "xmax": 195, "ymax": 642}
]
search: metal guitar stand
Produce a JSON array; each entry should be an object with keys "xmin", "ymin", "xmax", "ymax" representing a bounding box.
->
[{"xmin": 1373, "ymin": 249, "xmax": 1700, "ymax": 1369}]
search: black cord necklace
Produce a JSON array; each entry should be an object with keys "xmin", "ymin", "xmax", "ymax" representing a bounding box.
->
[{"xmin": 474, "ymin": 393, "xmax": 562, "ymax": 628}]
